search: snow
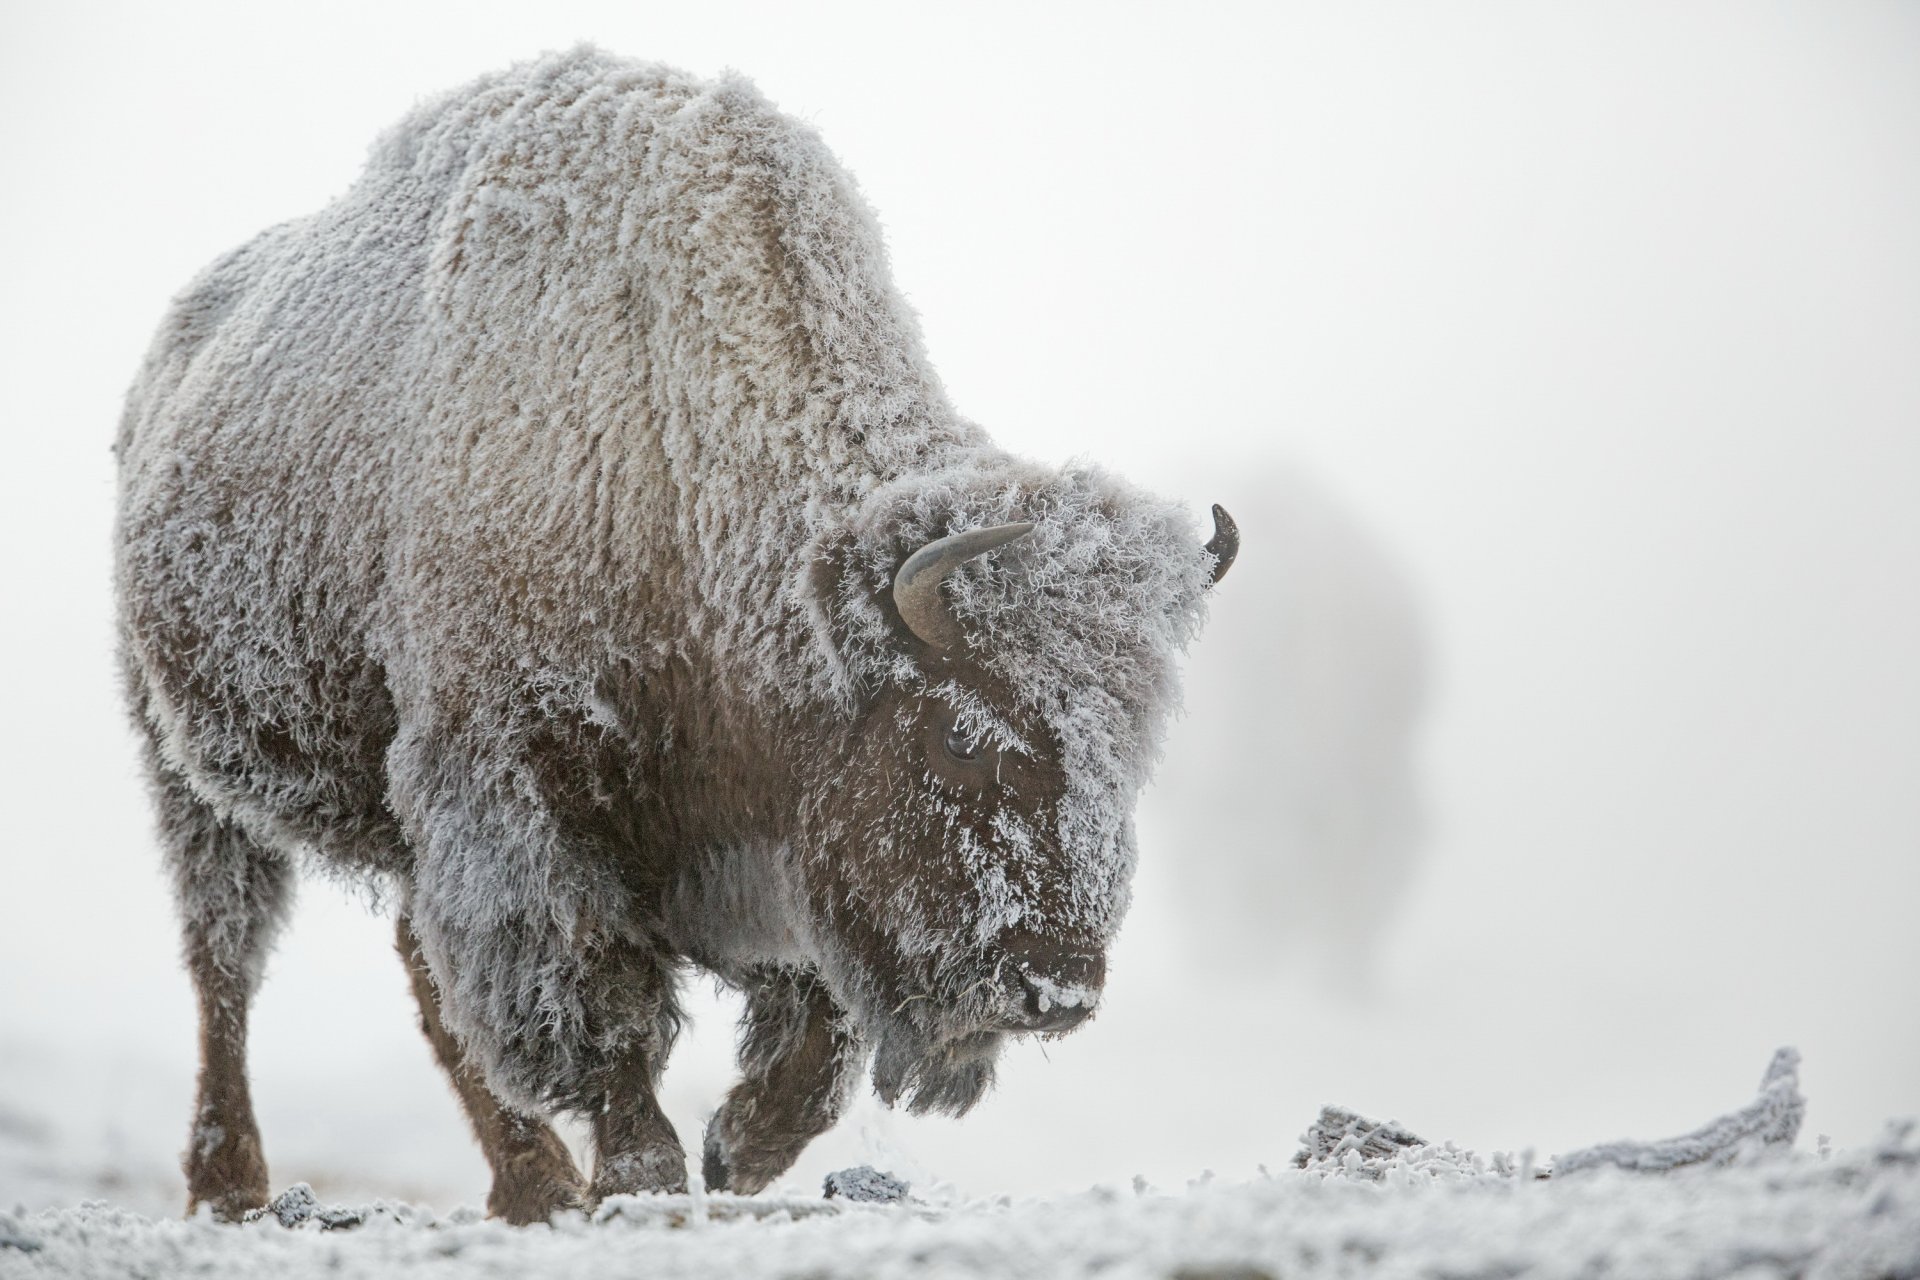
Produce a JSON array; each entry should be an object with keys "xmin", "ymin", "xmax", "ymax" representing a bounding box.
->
[
  {"xmin": 5, "ymin": 1128, "xmax": 1914, "ymax": 1279},
  {"xmin": 6, "ymin": 1051, "xmax": 1915, "ymax": 1278},
  {"xmin": 1018, "ymin": 973, "xmax": 1099, "ymax": 1019}
]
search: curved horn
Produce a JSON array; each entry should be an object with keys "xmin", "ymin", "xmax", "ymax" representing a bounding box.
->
[
  {"xmin": 892, "ymin": 522, "xmax": 1035, "ymax": 650},
  {"xmin": 1204, "ymin": 503, "xmax": 1239, "ymax": 584}
]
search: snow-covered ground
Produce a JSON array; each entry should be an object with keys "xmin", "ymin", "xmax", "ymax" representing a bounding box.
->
[
  {"xmin": 6, "ymin": 1054, "xmax": 1916, "ymax": 1280},
  {"xmin": 4, "ymin": 1155, "xmax": 1911, "ymax": 1280}
]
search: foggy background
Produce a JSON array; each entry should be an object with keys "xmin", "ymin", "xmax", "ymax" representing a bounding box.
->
[{"xmin": 2, "ymin": 1, "xmax": 1915, "ymax": 1211}]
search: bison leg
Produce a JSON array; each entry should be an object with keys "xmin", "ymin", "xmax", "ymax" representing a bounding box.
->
[
  {"xmin": 703, "ymin": 966, "xmax": 863, "ymax": 1194},
  {"xmin": 153, "ymin": 766, "xmax": 293, "ymax": 1221},
  {"xmin": 402, "ymin": 891, "xmax": 689, "ymax": 1207},
  {"xmin": 389, "ymin": 729, "xmax": 690, "ymax": 1204},
  {"xmin": 586, "ymin": 997, "xmax": 689, "ymax": 1202},
  {"xmin": 395, "ymin": 915, "xmax": 586, "ymax": 1224}
]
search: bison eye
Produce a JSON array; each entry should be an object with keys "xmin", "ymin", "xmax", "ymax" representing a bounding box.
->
[{"xmin": 944, "ymin": 722, "xmax": 983, "ymax": 761}]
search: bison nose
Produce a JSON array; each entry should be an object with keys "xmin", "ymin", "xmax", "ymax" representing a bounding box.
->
[
  {"xmin": 1011, "ymin": 965, "xmax": 1098, "ymax": 1033},
  {"xmin": 1001, "ymin": 940, "xmax": 1105, "ymax": 1034}
]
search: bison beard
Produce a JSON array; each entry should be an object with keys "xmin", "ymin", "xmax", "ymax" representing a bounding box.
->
[{"xmin": 114, "ymin": 47, "xmax": 1231, "ymax": 1222}]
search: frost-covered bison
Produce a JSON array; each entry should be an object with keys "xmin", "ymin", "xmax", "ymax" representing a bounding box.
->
[{"xmin": 115, "ymin": 48, "xmax": 1234, "ymax": 1223}]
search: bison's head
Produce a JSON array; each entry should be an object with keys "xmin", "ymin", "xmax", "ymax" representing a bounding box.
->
[{"xmin": 786, "ymin": 459, "xmax": 1235, "ymax": 1114}]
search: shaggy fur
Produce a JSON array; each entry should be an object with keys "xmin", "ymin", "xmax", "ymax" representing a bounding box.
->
[{"xmin": 115, "ymin": 47, "xmax": 1218, "ymax": 1219}]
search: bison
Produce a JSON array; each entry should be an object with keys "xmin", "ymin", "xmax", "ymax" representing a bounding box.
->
[{"xmin": 114, "ymin": 47, "xmax": 1235, "ymax": 1224}]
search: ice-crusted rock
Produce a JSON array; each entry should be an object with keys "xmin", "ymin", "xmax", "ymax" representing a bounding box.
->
[
  {"xmin": 263, "ymin": 1183, "xmax": 318, "ymax": 1228},
  {"xmin": 247, "ymin": 1184, "xmax": 366, "ymax": 1231},
  {"xmin": 822, "ymin": 1166, "xmax": 910, "ymax": 1204}
]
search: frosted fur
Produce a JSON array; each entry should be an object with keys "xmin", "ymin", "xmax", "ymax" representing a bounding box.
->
[{"xmin": 114, "ymin": 44, "xmax": 1215, "ymax": 1199}]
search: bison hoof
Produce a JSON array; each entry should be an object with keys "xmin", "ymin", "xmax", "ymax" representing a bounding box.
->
[
  {"xmin": 190, "ymin": 1186, "xmax": 270, "ymax": 1224},
  {"xmin": 701, "ymin": 1127, "xmax": 786, "ymax": 1196},
  {"xmin": 488, "ymin": 1152, "xmax": 588, "ymax": 1226},
  {"xmin": 589, "ymin": 1146, "xmax": 688, "ymax": 1202},
  {"xmin": 701, "ymin": 1135, "xmax": 733, "ymax": 1194},
  {"xmin": 185, "ymin": 1127, "xmax": 269, "ymax": 1223}
]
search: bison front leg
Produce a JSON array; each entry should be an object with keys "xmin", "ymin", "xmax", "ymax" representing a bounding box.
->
[
  {"xmin": 405, "ymin": 898, "xmax": 691, "ymax": 1207},
  {"xmin": 403, "ymin": 896, "xmax": 690, "ymax": 1207},
  {"xmin": 391, "ymin": 728, "xmax": 692, "ymax": 1207},
  {"xmin": 395, "ymin": 915, "xmax": 586, "ymax": 1224},
  {"xmin": 703, "ymin": 966, "xmax": 863, "ymax": 1195},
  {"xmin": 587, "ymin": 1040, "xmax": 690, "ymax": 1202}
]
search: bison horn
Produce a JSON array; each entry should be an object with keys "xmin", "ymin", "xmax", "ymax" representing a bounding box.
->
[
  {"xmin": 1205, "ymin": 503, "xmax": 1239, "ymax": 584},
  {"xmin": 892, "ymin": 522, "xmax": 1035, "ymax": 650}
]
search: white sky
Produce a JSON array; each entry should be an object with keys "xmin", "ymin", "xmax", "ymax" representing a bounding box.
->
[{"xmin": 1, "ymin": 1, "xmax": 1915, "ymax": 1206}]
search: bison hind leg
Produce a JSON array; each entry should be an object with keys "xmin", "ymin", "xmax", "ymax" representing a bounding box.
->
[
  {"xmin": 152, "ymin": 764, "xmax": 294, "ymax": 1221},
  {"xmin": 703, "ymin": 966, "xmax": 863, "ymax": 1195}
]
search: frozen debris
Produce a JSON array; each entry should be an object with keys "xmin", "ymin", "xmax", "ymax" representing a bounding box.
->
[
  {"xmin": 1555, "ymin": 1047, "xmax": 1805, "ymax": 1176},
  {"xmin": 1290, "ymin": 1048, "xmax": 1807, "ymax": 1184},
  {"xmin": 245, "ymin": 1184, "xmax": 367, "ymax": 1231},
  {"xmin": 315, "ymin": 1205, "xmax": 366, "ymax": 1231},
  {"xmin": 823, "ymin": 1166, "xmax": 911, "ymax": 1204},
  {"xmin": 1288, "ymin": 1106, "xmax": 1501, "ymax": 1182},
  {"xmin": 261, "ymin": 1183, "xmax": 317, "ymax": 1228},
  {"xmin": 1293, "ymin": 1106, "xmax": 1428, "ymax": 1169}
]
